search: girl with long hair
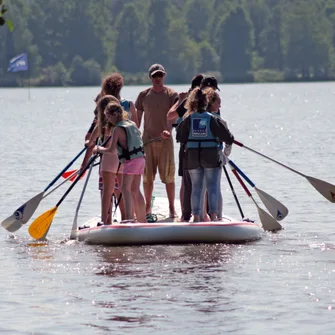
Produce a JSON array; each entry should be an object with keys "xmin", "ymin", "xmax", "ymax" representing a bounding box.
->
[
  {"xmin": 176, "ymin": 88, "xmax": 234, "ymax": 222},
  {"xmin": 94, "ymin": 103, "xmax": 146, "ymax": 223}
]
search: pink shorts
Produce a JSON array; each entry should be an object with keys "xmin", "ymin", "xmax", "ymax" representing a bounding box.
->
[{"xmin": 122, "ymin": 157, "xmax": 145, "ymax": 175}]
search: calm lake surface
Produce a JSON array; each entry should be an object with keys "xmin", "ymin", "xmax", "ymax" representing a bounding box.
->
[{"xmin": 0, "ymin": 83, "xmax": 335, "ymax": 334}]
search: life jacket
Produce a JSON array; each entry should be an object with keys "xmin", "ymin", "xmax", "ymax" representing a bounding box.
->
[
  {"xmin": 210, "ymin": 112, "xmax": 223, "ymax": 150},
  {"xmin": 186, "ymin": 111, "xmax": 219, "ymax": 149},
  {"xmin": 120, "ymin": 98, "xmax": 132, "ymax": 119},
  {"xmin": 115, "ymin": 120, "xmax": 144, "ymax": 162}
]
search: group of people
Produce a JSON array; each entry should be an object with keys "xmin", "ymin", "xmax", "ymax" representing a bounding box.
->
[{"xmin": 81, "ymin": 63, "xmax": 234, "ymax": 225}]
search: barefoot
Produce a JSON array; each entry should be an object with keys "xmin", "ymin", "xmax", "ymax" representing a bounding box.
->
[
  {"xmin": 169, "ymin": 206, "xmax": 178, "ymax": 218},
  {"xmin": 203, "ymin": 215, "xmax": 211, "ymax": 222}
]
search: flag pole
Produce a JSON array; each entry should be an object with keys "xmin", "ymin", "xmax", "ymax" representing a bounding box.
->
[{"xmin": 27, "ymin": 54, "xmax": 31, "ymax": 100}]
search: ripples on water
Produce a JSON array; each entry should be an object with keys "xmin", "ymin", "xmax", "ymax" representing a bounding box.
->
[{"xmin": 1, "ymin": 84, "xmax": 335, "ymax": 334}]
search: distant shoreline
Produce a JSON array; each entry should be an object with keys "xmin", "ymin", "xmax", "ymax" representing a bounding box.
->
[{"xmin": 1, "ymin": 78, "xmax": 335, "ymax": 89}]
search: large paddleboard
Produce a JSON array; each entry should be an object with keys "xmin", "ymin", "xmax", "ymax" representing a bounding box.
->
[{"xmin": 73, "ymin": 197, "xmax": 262, "ymax": 245}]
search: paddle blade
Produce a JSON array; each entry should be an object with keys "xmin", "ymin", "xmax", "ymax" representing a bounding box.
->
[
  {"xmin": 255, "ymin": 187, "xmax": 289, "ymax": 221},
  {"xmin": 306, "ymin": 176, "xmax": 335, "ymax": 203},
  {"xmin": 62, "ymin": 169, "xmax": 86, "ymax": 182},
  {"xmin": 1, "ymin": 192, "xmax": 44, "ymax": 232},
  {"xmin": 62, "ymin": 169, "xmax": 77, "ymax": 179},
  {"xmin": 28, "ymin": 206, "xmax": 58, "ymax": 240},
  {"xmin": 1, "ymin": 219, "xmax": 23, "ymax": 233},
  {"xmin": 257, "ymin": 206, "xmax": 282, "ymax": 232}
]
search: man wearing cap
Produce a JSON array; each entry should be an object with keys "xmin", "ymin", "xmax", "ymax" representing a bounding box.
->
[{"xmin": 135, "ymin": 64, "xmax": 179, "ymax": 219}]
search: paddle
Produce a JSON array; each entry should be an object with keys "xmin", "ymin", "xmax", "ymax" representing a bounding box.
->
[
  {"xmin": 228, "ymin": 159, "xmax": 289, "ymax": 221},
  {"xmin": 234, "ymin": 140, "xmax": 335, "ymax": 203},
  {"xmin": 70, "ymin": 157, "xmax": 96, "ymax": 240},
  {"xmin": 229, "ymin": 165, "xmax": 282, "ymax": 232},
  {"xmin": 222, "ymin": 165, "xmax": 245, "ymax": 219},
  {"xmin": 30, "ymin": 135, "xmax": 163, "ymax": 240},
  {"xmin": 1, "ymin": 147, "xmax": 87, "ymax": 233},
  {"xmin": 28, "ymin": 137, "xmax": 112, "ymax": 240},
  {"xmin": 29, "ymin": 154, "xmax": 99, "ymax": 240}
]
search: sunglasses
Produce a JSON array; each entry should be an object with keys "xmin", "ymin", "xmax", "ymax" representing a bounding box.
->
[{"xmin": 151, "ymin": 72, "xmax": 164, "ymax": 78}]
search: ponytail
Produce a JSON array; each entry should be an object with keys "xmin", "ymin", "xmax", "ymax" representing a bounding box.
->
[{"xmin": 185, "ymin": 87, "xmax": 208, "ymax": 115}]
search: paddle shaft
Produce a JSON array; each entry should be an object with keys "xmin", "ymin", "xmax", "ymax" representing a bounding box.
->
[
  {"xmin": 76, "ymin": 160, "xmax": 95, "ymax": 214},
  {"xmin": 70, "ymin": 155, "xmax": 96, "ymax": 237},
  {"xmin": 231, "ymin": 168, "xmax": 253, "ymax": 197},
  {"xmin": 222, "ymin": 165, "xmax": 245, "ymax": 219},
  {"xmin": 228, "ymin": 159, "xmax": 255, "ymax": 187},
  {"xmin": 234, "ymin": 140, "xmax": 305, "ymax": 178},
  {"xmin": 44, "ymin": 147, "xmax": 87, "ymax": 192},
  {"xmin": 56, "ymin": 154, "xmax": 98, "ymax": 207},
  {"xmin": 44, "ymin": 162, "xmax": 100, "ymax": 198},
  {"xmin": 43, "ymin": 170, "xmax": 78, "ymax": 198},
  {"xmin": 230, "ymin": 169, "xmax": 265, "ymax": 214}
]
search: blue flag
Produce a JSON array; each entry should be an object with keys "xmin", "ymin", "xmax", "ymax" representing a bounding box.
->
[{"xmin": 8, "ymin": 53, "xmax": 28, "ymax": 73}]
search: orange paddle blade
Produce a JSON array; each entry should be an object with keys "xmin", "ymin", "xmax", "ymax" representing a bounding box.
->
[
  {"xmin": 62, "ymin": 169, "xmax": 86, "ymax": 182},
  {"xmin": 28, "ymin": 206, "xmax": 58, "ymax": 240},
  {"xmin": 62, "ymin": 169, "xmax": 78, "ymax": 179}
]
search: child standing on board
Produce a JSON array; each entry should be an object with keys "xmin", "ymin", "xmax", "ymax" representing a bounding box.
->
[
  {"xmin": 85, "ymin": 95, "xmax": 121, "ymax": 225},
  {"xmin": 176, "ymin": 88, "xmax": 234, "ymax": 222},
  {"xmin": 94, "ymin": 102, "xmax": 147, "ymax": 224},
  {"xmin": 203, "ymin": 87, "xmax": 232, "ymax": 220}
]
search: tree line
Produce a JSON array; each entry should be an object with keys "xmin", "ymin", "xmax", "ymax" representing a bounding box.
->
[{"xmin": 1, "ymin": 0, "xmax": 335, "ymax": 87}]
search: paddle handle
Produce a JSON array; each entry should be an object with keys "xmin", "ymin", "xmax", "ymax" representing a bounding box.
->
[
  {"xmin": 222, "ymin": 165, "xmax": 245, "ymax": 219},
  {"xmin": 234, "ymin": 140, "xmax": 305, "ymax": 178},
  {"xmin": 44, "ymin": 147, "xmax": 87, "ymax": 192},
  {"xmin": 228, "ymin": 160, "xmax": 255, "ymax": 187}
]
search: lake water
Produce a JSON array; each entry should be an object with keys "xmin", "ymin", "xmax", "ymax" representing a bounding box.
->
[{"xmin": 0, "ymin": 83, "xmax": 335, "ymax": 334}]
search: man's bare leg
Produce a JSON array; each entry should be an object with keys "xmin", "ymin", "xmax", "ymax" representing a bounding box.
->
[
  {"xmin": 144, "ymin": 181, "xmax": 154, "ymax": 214},
  {"xmin": 166, "ymin": 182, "xmax": 177, "ymax": 217}
]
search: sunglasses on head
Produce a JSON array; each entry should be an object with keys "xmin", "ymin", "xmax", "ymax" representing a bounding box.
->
[{"xmin": 151, "ymin": 72, "xmax": 164, "ymax": 78}]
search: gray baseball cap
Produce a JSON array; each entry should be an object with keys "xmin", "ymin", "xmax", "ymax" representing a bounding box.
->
[{"xmin": 149, "ymin": 64, "xmax": 166, "ymax": 76}]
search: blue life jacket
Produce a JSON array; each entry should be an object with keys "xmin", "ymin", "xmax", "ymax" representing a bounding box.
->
[
  {"xmin": 120, "ymin": 98, "xmax": 131, "ymax": 119},
  {"xmin": 186, "ymin": 112, "xmax": 219, "ymax": 149}
]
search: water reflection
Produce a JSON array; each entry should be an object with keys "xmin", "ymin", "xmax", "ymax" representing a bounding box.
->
[
  {"xmin": 86, "ymin": 242, "xmax": 260, "ymax": 332},
  {"xmin": 94, "ymin": 243, "xmax": 241, "ymax": 278}
]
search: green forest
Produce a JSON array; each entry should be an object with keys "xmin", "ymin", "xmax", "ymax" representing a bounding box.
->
[{"xmin": 1, "ymin": 0, "xmax": 335, "ymax": 87}]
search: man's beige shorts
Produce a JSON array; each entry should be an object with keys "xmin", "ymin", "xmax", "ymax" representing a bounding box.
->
[{"xmin": 143, "ymin": 139, "xmax": 175, "ymax": 184}]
